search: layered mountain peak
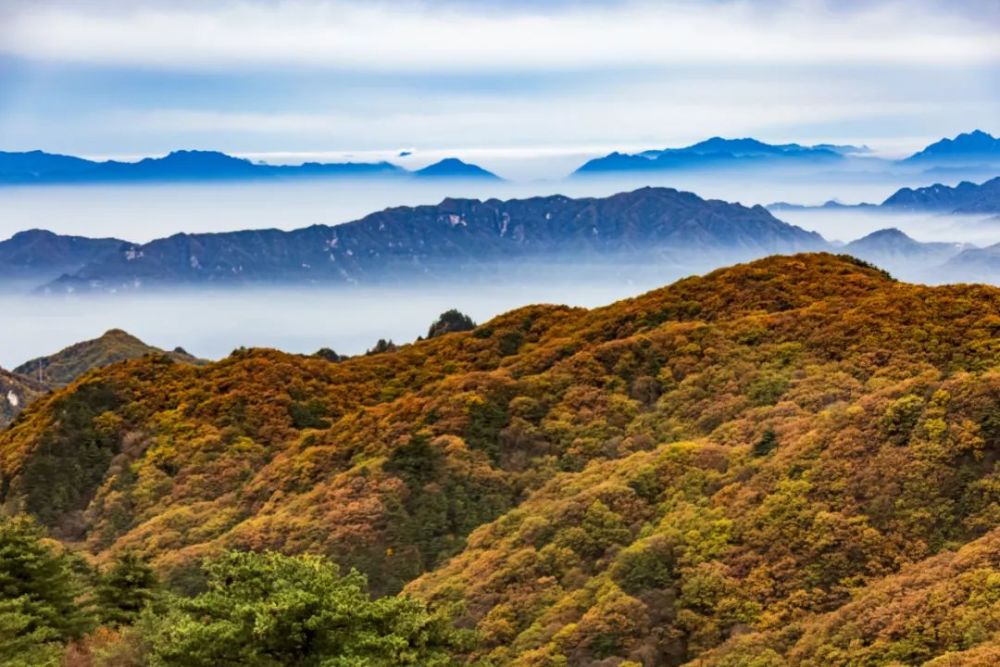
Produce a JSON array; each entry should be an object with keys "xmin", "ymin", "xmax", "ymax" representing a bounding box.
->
[
  {"xmin": 576, "ymin": 135, "xmax": 844, "ymax": 174},
  {"xmin": 153, "ymin": 149, "xmax": 254, "ymax": 165},
  {"xmin": 905, "ymin": 129, "xmax": 1000, "ymax": 161},
  {"xmin": 851, "ymin": 226, "xmax": 913, "ymax": 243},
  {"xmin": 881, "ymin": 176, "xmax": 1000, "ymax": 212},
  {"xmin": 686, "ymin": 136, "xmax": 784, "ymax": 154},
  {"xmin": 413, "ymin": 157, "xmax": 500, "ymax": 179}
]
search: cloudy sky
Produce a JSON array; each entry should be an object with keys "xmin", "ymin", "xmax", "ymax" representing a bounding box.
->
[{"xmin": 0, "ymin": 0, "xmax": 997, "ymax": 164}]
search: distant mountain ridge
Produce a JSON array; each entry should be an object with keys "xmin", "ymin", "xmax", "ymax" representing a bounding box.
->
[
  {"xmin": 0, "ymin": 150, "xmax": 499, "ymax": 184},
  {"xmin": 37, "ymin": 186, "xmax": 825, "ymax": 292},
  {"xmin": 413, "ymin": 157, "xmax": 499, "ymax": 179},
  {"xmin": 576, "ymin": 137, "xmax": 848, "ymax": 174},
  {"xmin": 0, "ymin": 229, "xmax": 125, "ymax": 285},
  {"xmin": 6, "ymin": 183, "xmax": 996, "ymax": 293},
  {"xmin": 765, "ymin": 176, "xmax": 1000, "ymax": 215},
  {"xmin": 942, "ymin": 241, "xmax": 1000, "ymax": 281},
  {"xmin": 842, "ymin": 228, "xmax": 969, "ymax": 279},
  {"xmin": 767, "ymin": 200, "xmax": 879, "ymax": 212},
  {"xmin": 904, "ymin": 129, "xmax": 1000, "ymax": 163},
  {"xmin": 881, "ymin": 176, "xmax": 1000, "ymax": 213},
  {"xmin": 575, "ymin": 130, "xmax": 999, "ymax": 177},
  {"xmin": 4, "ymin": 131, "xmax": 995, "ymax": 184}
]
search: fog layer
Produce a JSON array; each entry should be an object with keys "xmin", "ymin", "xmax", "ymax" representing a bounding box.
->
[
  {"xmin": 0, "ymin": 280, "xmax": 665, "ymax": 369},
  {"xmin": 0, "ymin": 171, "xmax": 991, "ymax": 244},
  {"xmin": 2, "ymin": 174, "xmax": 998, "ymax": 369}
]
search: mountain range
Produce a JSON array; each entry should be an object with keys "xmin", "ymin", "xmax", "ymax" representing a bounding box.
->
[
  {"xmin": 880, "ymin": 175, "xmax": 1000, "ymax": 213},
  {"xmin": 3, "ymin": 181, "xmax": 997, "ymax": 292},
  {"xmin": 766, "ymin": 175, "xmax": 1000, "ymax": 215},
  {"xmin": 4, "ymin": 253, "xmax": 1000, "ymax": 664},
  {"xmin": 904, "ymin": 129, "xmax": 1000, "ymax": 164},
  {"xmin": 26, "ymin": 187, "xmax": 826, "ymax": 292},
  {"xmin": 2, "ymin": 130, "xmax": 996, "ymax": 185},
  {"xmin": 0, "ymin": 150, "xmax": 500, "ymax": 184},
  {"xmin": 575, "ymin": 130, "xmax": 1000, "ymax": 176},
  {"xmin": 575, "ymin": 137, "xmax": 852, "ymax": 174}
]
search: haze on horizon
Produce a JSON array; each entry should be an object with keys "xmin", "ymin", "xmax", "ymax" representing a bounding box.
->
[{"xmin": 0, "ymin": 0, "xmax": 998, "ymax": 178}]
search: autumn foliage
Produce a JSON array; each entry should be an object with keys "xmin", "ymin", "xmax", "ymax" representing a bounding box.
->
[{"xmin": 2, "ymin": 252, "xmax": 1000, "ymax": 664}]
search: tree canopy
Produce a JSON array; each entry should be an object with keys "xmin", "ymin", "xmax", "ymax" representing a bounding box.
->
[{"xmin": 143, "ymin": 551, "xmax": 458, "ymax": 667}]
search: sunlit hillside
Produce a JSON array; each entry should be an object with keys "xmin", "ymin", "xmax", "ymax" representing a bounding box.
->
[{"xmin": 3, "ymin": 253, "xmax": 999, "ymax": 664}]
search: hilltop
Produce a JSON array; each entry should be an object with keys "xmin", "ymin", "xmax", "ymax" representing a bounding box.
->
[
  {"xmin": 13, "ymin": 328, "xmax": 203, "ymax": 388},
  {"xmin": 0, "ymin": 329, "xmax": 203, "ymax": 429},
  {"xmin": 2, "ymin": 253, "xmax": 1000, "ymax": 664}
]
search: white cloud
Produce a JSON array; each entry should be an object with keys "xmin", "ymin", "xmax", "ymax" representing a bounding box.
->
[
  {"xmin": 114, "ymin": 92, "xmax": 962, "ymax": 155},
  {"xmin": 1, "ymin": 0, "xmax": 997, "ymax": 72}
]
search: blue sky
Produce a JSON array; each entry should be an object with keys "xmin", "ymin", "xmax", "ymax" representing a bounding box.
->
[{"xmin": 0, "ymin": 0, "xmax": 997, "ymax": 164}]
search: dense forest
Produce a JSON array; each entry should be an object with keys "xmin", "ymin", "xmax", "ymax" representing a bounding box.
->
[{"xmin": 2, "ymin": 252, "xmax": 999, "ymax": 665}]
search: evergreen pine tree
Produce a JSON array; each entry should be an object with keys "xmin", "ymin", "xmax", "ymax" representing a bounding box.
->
[
  {"xmin": 0, "ymin": 515, "xmax": 94, "ymax": 663},
  {"xmin": 96, "ymin": 551, "xmax": 159, "ymax": 627}
]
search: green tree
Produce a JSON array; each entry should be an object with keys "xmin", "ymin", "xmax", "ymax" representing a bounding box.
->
[
  {"xmin": 0, "ymin": 597, "xmax": 62, "ymax": 667},
  {"xmin": 427, "ymin": 310, "xmax": 476, "ymax": 339},
  {"xmin": 0, "ymin": 515, "xmax": 93, "ymax": 665},
  {"xmin": 143, "ymin": 550, "xmax": 458, "ymax": 667},
  {"xmin": 313, "ymin": 348, "xmax": 344, "ymax": 363},
  {"xmin": 753, "ymin": 428, "xmax": 778, "ymax": 457},
  {"xmin": 366, "ymin": 339, "xmax": 397, "ymax": 356},
  {"xmin": 96, "ymin": 551, "xmax": 159, "ymax": 627}
]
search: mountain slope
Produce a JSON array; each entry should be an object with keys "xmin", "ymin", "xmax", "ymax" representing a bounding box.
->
[
  {"xmin": 43, "ymin": 187, "xmax": 826, "ymax": 292},
  {"xmin": 0, "ymin": 368, "xmax": 46, "ymax": 430},
  {"xmin": 12, "ymin": 328, "xmax": 204, "ymax": 388},
  {"xmin": 2, "ymin": 253, "xmax": 1000, "ymax": 665},
  {"xmin": 691, "ymin": 526, "xmax": 1000, "ymax": 665}
]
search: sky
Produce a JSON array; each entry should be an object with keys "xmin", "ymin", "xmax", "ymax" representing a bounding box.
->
[{"xmin": 0, "ymin": 0, "xmax": 997, "ymax": 172}]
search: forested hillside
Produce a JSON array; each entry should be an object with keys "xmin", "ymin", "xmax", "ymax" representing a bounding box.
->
[
  {"xmin": 12, "ymin": 328, "xmax": 203, "ymax": 388},
  {"xmin": 0, "ymin": 329, "xmax": 203, "ymax": 430},
  {"xmin": 2, "ymin": 253, "xmax": 999, "ymax": 665}
]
